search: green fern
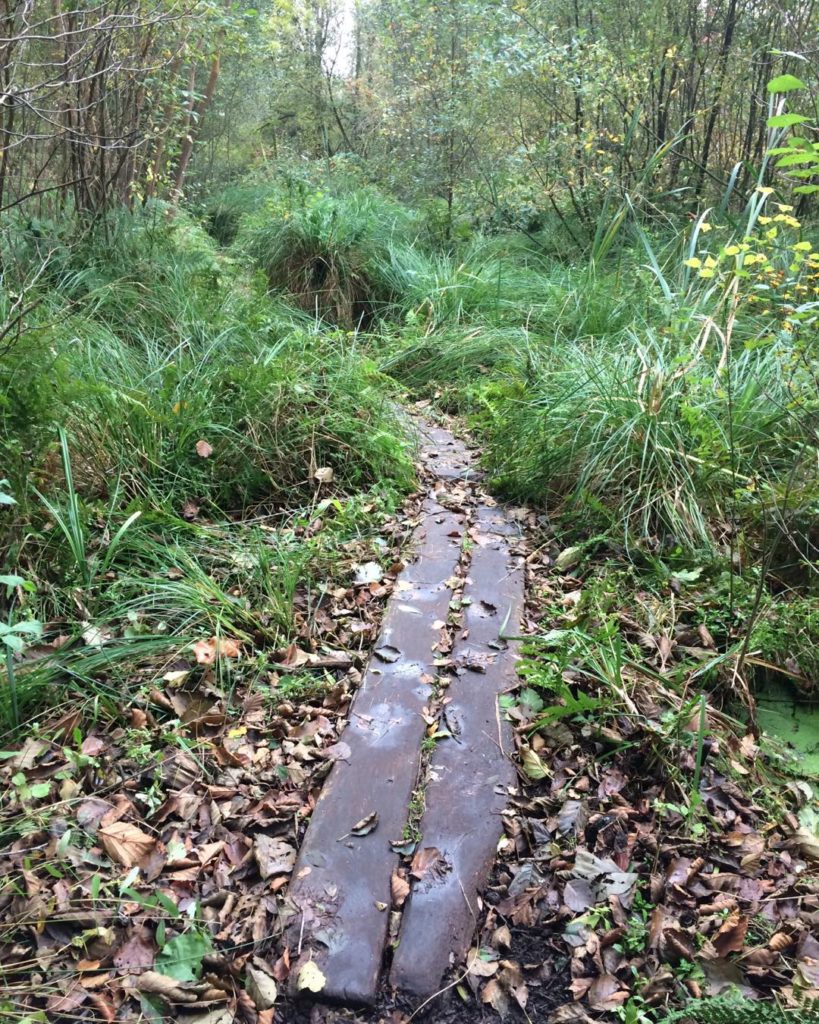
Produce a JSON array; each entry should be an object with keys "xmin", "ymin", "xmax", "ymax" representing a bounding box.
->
[{"xmin": 659, "ymin": 996, "xmax": 819, "ymax": 1024}]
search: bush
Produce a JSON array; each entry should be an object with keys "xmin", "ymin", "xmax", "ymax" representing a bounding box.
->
[
  {"xmin": 479, "ymin": 330, "xmax": 813, "ymax": 551},
  {"xmin": 236, "ymin": 187, "xmax": 416, "ymax": 327},
  {"xmin": 1, "ymin": 207, "xmax": 414, "ymax": 562}
]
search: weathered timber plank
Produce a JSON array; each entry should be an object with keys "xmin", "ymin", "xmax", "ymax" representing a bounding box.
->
[
  {"xmin": 416, "ymin": 422, "xmax": 482, "ymax": 482},
  {"xmin": 284, "ymin": 495, "xmax": 466, "ymax": 1006},
  {"xmin": 389, "ymin": 504, "xmax": 524, "ymax": 999}
]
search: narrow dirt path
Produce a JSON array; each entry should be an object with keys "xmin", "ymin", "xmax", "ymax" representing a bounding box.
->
[{"xmin": 284, "ymin": 415, "xmax": 525, "ymax": 1008}]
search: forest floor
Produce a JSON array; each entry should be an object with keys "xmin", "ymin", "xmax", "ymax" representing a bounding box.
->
[{"xmin": 2, "ymin": 407, "xmax": 818, "ymax": 1024}]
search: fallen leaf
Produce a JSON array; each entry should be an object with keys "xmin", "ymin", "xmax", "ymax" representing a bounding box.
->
[
  {"xmin": 254, "ymin": 836, "xmax": 296, "ymax": 879},
  {"xmin": 82, "ymin": 623, "xmax": 111, "ymax": 647},
  {"xmin": 469, "ymin": 955, "xmax": 499, "ymax": 979},
  {"xmin": 391, "ymin": 872, "xmax": 410, "ymax": 908},
  {"xmin": 587, "ymin": 974, "xmax": 626, "ymax": 1011},
  {"xmin": 410, "ymin": 846, "xmax": 444, "ymax": 881},
  {"xmin": 549, "ymin": 1004, "xmax": 595, "ymax": 1024},
  {"xmin": 99, "ymin": 821, "xmax": 156, "ymax": 868},
  {"xmin": 555, "ymin": 546, "xmax": 583, "ymax": 571},
  {"xmin": 573, "ymin": 849, "xmax": 637, "ymax": 901},
  {"xmin": 81, "ymin": 735, "xmax": 106, "ymax": 756},
  {"xmin": 193, "ymin": 637, "xmax": 241, "ymax": 664},
  {"xmin": 563, "ymin": 878, "xmax": 594, "ymax": 913},
  {"xmin": 354, "ymin": 561, "xmax": 383, "ymax": 584},
  {"xmin": 245, "ymin": 964, "xmax": 278, "ymax": 1010},
  {"xmin": 297, "ymin": 961, "xmax": 326, "ymax": 993},
  {"xmin": 713, "ymin": 912, "xmax": 749, "ymax": 957},
  {"xmin": 521, "ymin": 746, "xmax": 550, "ymax": 780},
  {"xmin": 132, "ymin": 970, "xmax": 222, "ymax": 1004},
  {"xmin": 480, "ymin": 977, "xmax": 510, "ymax": 1015},
  {"xmin": 114, "ymin": 926, "xmax": 156, "ymax": 970},
  {"xmin": 323, "ymin": 741, "xmax": 352, "ymax": 762},
  {"xmin": 275, "ymin": 643, "xmax": 310, "ymax": 668},
  {"xmin": 350, "ymin": 811, "xmax": 378, "ymax": 836},
  {"xmin": 76, "ymin": 798, "xmax": 114, "ymax": 831},
  {"xmin": 46, "ymin": 985, "xmax": 87, "ymax": 1014},
  {"xmin": 374, "ymin": 645, "xmax": 401, "ymax": 663},
  {"xmin": 313, "ymin": 467, "xmax": 334, "ymax": 484}
]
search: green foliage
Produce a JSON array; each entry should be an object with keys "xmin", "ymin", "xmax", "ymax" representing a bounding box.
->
[
  {"xmin": 0, "ymin": 202, "xmax": 416, "ymax": 732},
  {"xmin": 1, "ymin": 206, "xmax": 413, "ymax": 529},
  {"xmin": 658, "ymin": 995, "xmax": 819, "ymax": 1024},
  {"xmin": 155, "ymin": 926, "xmax": 213, "ymax": 981},
  {"xmin": 480, "ymin": 332, "xmax": 809, "ymax": 549},
  {"xmin": 236, "ymin": 185, "xmax": 416, "ymax": 326},
  {"xmin": 752, "ymin": 596, "xmax": 819, "ymax": 687}
]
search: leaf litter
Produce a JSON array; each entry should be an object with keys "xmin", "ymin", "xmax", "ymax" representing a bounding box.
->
[
  {"xmin": 0, "ymin": 470, "xmax": 424, "ymax": 1023},
  {"xmin": 2, "ymin": 410, "xmax": 816, "ymax": 1024}
]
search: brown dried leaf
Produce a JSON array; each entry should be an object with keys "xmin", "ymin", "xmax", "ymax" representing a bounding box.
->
[
  {"xmin": 193, "ymin": 637, "xmax": 241, "ymax": 664},
  {"xmin": 391, "ymin": 872, "xmax": 410, "ymax": 908},
  {"xmin": 410, "ymin": 846, "xmax": 443, "ymax": 881},
  {"xmin": 587, "ymin": 974, "xmax": 626, "ymax": 1011},
  {"xmin": 46, "ymin": 985, "xmax": 87, "ymax": 1014},
  {"xmin": 245, "ymin": 964, "xmax": 278, "ymax": 1010},
  {"xmin": 98, "ymin": 821, "xmax": 156, "ymax": 868},
  {"xmin": 113, "ymin": 926, "xmax": 156, "ymax": 970},
  {"xmin": 132, "ymin": 971, "xmax": 226, "ymax": 1005},
  {"xmin": 349, "ymin": 811, "xmax": 379, "ymax": 837},
  {"xmin": 713, "ymin": 912, "xmax": 749, "ymax": 958},
  {"xmin": 254, "ymin": 836, "xmax": 296, "ymax": 879},
  {"xmin": 481, "ymin": 977, "xmax": 511, "ymax": 1016}
]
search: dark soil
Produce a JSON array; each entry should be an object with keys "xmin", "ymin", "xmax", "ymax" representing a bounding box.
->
[{"xmin": 276, "ymin": 927, "xmax": 570, "ymax": 1024}]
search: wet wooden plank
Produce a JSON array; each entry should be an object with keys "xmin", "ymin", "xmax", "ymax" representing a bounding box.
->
[
  {"xmin": 415, "ymin": 421, "xmax": 482, "ymax": 482},
  {"xmin": 389, "ymin": 504, "xmax": 524, "ymax": 1000},
  {"xmin": 284, "ymin": 494, "xmax": 466, "ymax": 1006}
]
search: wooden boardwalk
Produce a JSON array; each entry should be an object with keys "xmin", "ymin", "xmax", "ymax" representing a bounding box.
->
[{"xmin": 284, "ymin": 420, "xmax": 524, "ymax": 1006}]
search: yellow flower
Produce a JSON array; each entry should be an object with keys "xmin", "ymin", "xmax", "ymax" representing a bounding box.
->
[
  {"xmin": 775, "ymin": 203, "xmax": 794, "ymax": 212},
  {"xmin": 699, "ymin": 222, "xmax": 713, "ymax": 232},
  {"xmin": 698, "ymin": 268, "xmax": 716, "ymax": 278},
  {"xmin": 758, "ymin": 216, "xmax": 772, "ymax": 225},
  {"xmin": 793, "ymin": 241, "xmax": 812, "ymax": 252},
  {"xmin": 704, "ymin": 255, "xmax": 718, "ymax": 268},
  {"xmin": 684, "ymin": 257, "xmax": 702, "ymax": 269},
  {"xmin": 755, "ymin": 186, "xmax": 774, "ymax": 196},
  {"xmin": 724, "ymin": 245, "xmax": 740, "ymax": 256}
]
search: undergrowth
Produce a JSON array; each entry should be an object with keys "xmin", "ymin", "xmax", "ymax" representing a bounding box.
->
[
  {"xmin": 1, "ymin": 160, "xmax": 817, "ymax": 1023},
  {"xmin": 0, "ymin": 202, "xmax": 414, "ymax": 732}
]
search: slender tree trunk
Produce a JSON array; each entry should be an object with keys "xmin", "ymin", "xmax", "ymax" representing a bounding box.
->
[{"xmin": 695, "ymin": 0, "xmax": 740, "ymax": 196}]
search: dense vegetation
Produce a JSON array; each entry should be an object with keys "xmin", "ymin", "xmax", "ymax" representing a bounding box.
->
[{"xmin": 1, "ymin": 0, "xmax": 817, "ymax": 1021}]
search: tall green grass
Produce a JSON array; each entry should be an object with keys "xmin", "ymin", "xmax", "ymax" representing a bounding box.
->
[
  {"xmin": 0, "ymin": 201, "xmax": 416, "ymax": 731},
  {"xmin": 235, "ymin": 187, "xmax": 416, "ymax": 326},
  {"xmin": 479, "ymin": 331, "xmax": 809, "ymax": 549},
  {"xmin": 1, "ymin": 204, "xmax": 413, "ymax": 522},
  {"xmin": 375, "ymin": 211, "xmax": 816, "ymax": 554}
]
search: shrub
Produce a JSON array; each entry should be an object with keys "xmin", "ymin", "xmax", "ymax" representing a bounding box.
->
[
  {"xmin": 236, "ymin": 187, "xmax": 416, "ymax": 327},
  {"xmin": 479, "ymin": 330, "xmax": 812, "ymax": 551}
]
